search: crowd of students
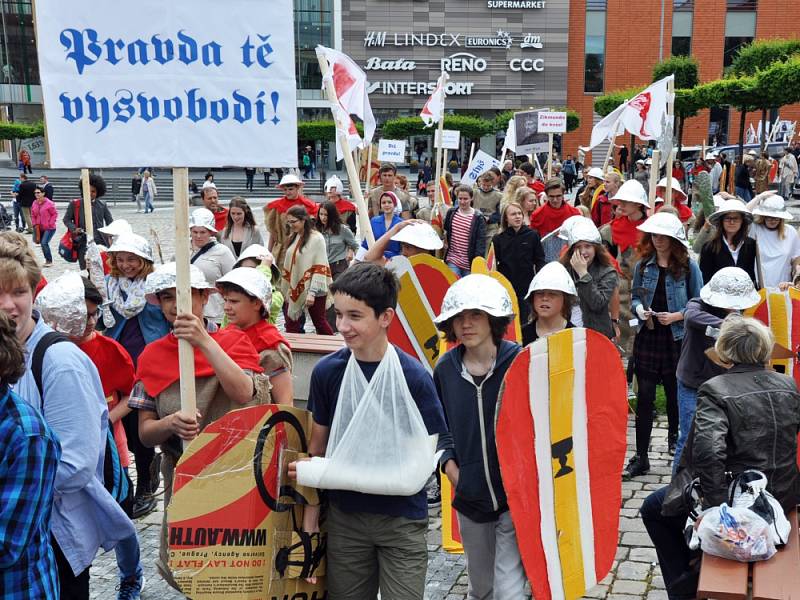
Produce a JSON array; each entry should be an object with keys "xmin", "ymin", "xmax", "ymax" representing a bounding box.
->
[{"xmin": 2, "ymin": 159, "xmax": 800, "ymax": 600}]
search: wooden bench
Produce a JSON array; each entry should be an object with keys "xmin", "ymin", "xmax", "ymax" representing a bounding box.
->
[
  {"xmin": 284, "ymin": 333, "xmax": 345, "ymax": 408},
  {"xmin": 697, "ymin": 508, "xmax": 800, "ymax": 599}
]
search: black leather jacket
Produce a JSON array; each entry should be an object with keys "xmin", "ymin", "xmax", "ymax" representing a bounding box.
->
[{"xmin": 664, "ymin": 364, "xmax": 800, "ymax": 514}]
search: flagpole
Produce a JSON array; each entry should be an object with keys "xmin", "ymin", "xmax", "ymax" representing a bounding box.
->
[
  {"xmin": 649, "ymin": 149, "xmax": 661, "ymax": 214},
  {"xmin": 364, "ymin": 143, "xmax": 373, "ymax": 198},
  {"xmin": 433, "ymin": 96, "xmax": 446, "ymax": 224},
  {"xmin": 664, "ymin": 77, "xmax": 676, "ymax": 208},
  {"xmin": 601, "ymin": 114, "xmax": 623, "ymax": 174},
  {"xmin": 547, "ymin": 133, "xmax": 553, "ymax": 179},
  {"xmin": 316, "ymin": 49, "xmax": 375, "ymax": 246}
]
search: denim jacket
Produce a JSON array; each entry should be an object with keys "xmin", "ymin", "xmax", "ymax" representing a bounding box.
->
[{"xmin": 631, "ymin": 256, "xmax": 703, "ymax": 341}]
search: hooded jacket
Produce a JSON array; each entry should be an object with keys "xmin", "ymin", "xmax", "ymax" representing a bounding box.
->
[{"xmin": 434, "ymin": 340, "xmax": 521, "ymax": 522}]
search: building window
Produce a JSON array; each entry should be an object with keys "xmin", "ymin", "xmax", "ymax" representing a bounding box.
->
[
  {"xmin": 295, "ymin": 0, "xmax": 333, "ymax": 92},
  {"xmin": 709, "ymin": 106, "xmax": 730, "ymax": 146},
  {"xmin": 671, "ymin": 0, "xmax": 693, "ymax": 57},
  {"xmin": 584, "ymin": 1, "xmax": 606, "ymax": 93},
  {"xmin": 0, "ymin": 1, "xmax": 39, "ymax": 86},
  {"xmin": 724, "ymin": 0, "xmax": 756, "ymax": 67}
]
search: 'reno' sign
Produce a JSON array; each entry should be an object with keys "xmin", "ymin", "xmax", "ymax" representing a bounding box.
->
[
  {"xmin": 32, "ymin": 0, "xmax": 298, "ymax": 168},
  {"xmin": 378, "ymin": 139, "xmax": 407, "ymax": 163},
  {"xmin": 537, "ymin": 111, "xmax": 568, "ymax": 134}
]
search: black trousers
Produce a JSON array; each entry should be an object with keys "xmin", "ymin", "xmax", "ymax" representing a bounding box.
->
[
  {"xmin": 122, "ymin": 410, "xmax": 154, "ymax": 494},
  {"xmin": 641, "ymin": 486, "xmax": 700, "ymax": 600},
  {"xmin": 635, "ymin": 373, "xmax": 678, "ymax": 458},
  {"xmin": 52, "ymin": 537, "xmax": 90, "ymax": 600}
]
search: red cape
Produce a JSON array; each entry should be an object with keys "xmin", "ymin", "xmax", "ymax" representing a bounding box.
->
[
  {"xmin": 35, "ymin": 276, "xmax": 47, "ymax": 299},
  {"xmin": 242, "ymin": 319, "xmax": 290, "ymax": 353},
  {"xmin": 657, "ymin": 201, "xmax": 693, "ymax": 223},
  {"xmin": 136, "ymin": 327, "xmax": 263, "ymax": 397},
  {"xmin": 611, "ymin": 216, "xmax": 644, "ymax": 254},
  {"xmin": 528, "ymin": 180, "xmax": 545, "ymax": 195},
  {"xmin": 333, "ymin": 198, "xmax": 357, "ymax": 215},
  {"xmin": 530, "ymin": 202, "xmax": 580, "ymax": 237},
  {"xmin": 214, "ymin": 207, "xmax": 229, "ymax": 233},
  {"xmin": 268, "ymin": 195, "xmax": 319, "ymax": 217}
]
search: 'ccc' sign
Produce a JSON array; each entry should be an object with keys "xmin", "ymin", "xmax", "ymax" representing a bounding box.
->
[{"xmin": 509, "ymin": 58, "xmax": 545, "ymax": 72}]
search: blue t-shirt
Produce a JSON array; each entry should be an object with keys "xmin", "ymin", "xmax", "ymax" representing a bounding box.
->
[{"xmin": 308, "ymin": 345, "xmax": 448, "ymax": 520}]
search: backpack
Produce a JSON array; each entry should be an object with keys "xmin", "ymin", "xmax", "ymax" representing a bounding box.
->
[{"xmin": 32, "ymin": 332, "xmax": 131, "ymax": 506}]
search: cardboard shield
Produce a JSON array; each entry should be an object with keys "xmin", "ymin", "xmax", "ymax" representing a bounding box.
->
[
  {"xmin": 470, "ymin": 256, "xmax": 522, "ymax": 342},
  {"xmin": 744, "ymin": 288, "xmax": 800, "ymax": 382},
  {"xmin": 167, "ymin": 404, "xmax": 326, "ymax": 599},
  {"xmin": 497, "ymin": 328, "xmax": 627, "ymax": 600},
  {"xmin": 387, "ymin": 254, "xmax": 456, "ymax": 372}
]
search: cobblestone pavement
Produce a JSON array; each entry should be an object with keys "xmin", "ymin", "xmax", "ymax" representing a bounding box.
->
[{"xmin": 27, "ymin": 203, "xmax": 670, "ymax": 600}]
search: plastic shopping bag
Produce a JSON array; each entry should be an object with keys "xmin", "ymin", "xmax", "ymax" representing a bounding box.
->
[
  {"xmin": 296, "ymin": 344, "xmax": 439, "ymax": 495},
  {"xmin": 729, "ymin": 469, "xmax": 790, "ymax": 548},
  {"xmin": 690, "ymin": 503, "xmax": 776, "ymax": 562}
]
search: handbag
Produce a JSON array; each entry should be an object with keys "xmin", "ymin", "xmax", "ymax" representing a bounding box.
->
[{"xmin": 57, "ymin": 199, "xmax": 84, "ymax": 262}]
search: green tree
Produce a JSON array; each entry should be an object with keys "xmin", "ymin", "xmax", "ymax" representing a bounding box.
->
[
  {"xmin": 381, "ymin": 115, "xmax": 493, "ymax": 139},
  {"xmin": 0, "ymin": 121, "xmax": 44, "ymax": 140},
  {"xmin": 491, "ymin": 108, "xmax": 580, "ymax": 133},
  {"xmin": 297, "ymin": 120, "xmax": 363, "ymax": 143}
]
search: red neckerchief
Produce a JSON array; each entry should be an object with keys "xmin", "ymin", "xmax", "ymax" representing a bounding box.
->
[
  {"xmin": 528, "ymin": 180, "xmax": 545, "ymax": 195},
  {"xmin": 213, "ymin": 207, "xmax": 229, "ymax": 232},
  {"xmin": 611, "ymin": 215, "xmax": 645, "ymax": 253},
  {"xmin": 334, "ymin": 198, "xmax": 357, "ymax": 214},
  {"xmin": 242, "ymin": 319, "xmax": 290, "ymax": 353},
  {"xmin": 269, "ymin": 195, "xmax": 319, "ymax": 217},
  {"xmin": 136, "ymin": 327, "xmax": 263, "ymax": 397},
  {"xmin": 530, "ymin": 202, "xmax": 580, "ymax": 237}
]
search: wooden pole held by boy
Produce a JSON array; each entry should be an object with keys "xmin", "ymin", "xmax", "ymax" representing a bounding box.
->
[
  {"xmin": 649, "ymin": 149, "xmax": 661, "ymax": 213},
  {"xmin": 172, "ymin": 166, "xmax": 197, "ymax": 431}
]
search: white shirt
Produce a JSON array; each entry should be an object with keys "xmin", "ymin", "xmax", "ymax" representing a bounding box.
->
[
  {"xmin": 723, "ymin": 236, "xmax": 743, "ymax": 264},
  {"xmin": 750, "ymin": 223, "xmax": 800, "ymax": 288}
]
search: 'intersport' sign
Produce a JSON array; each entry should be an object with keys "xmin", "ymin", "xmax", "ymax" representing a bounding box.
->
[{"xmin": 33, "ymin": 0, "xmax": 297, "ymax": 168}]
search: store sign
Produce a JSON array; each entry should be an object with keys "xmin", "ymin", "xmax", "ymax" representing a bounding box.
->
[
  {"xmin": 435, "ymin": 129, "xmax": 461, "ymax": 150},
  {"xmin": 440, "ymin": 53, "xmax": 487, "ymax": 73},
  {"xmin": 378, "ymin": 139, "xmax": 407, "ymax": 162},
  {"xmin": 364, "ymin": 57, "xmax": 416, "ymax": 71},
  {"xmin": 368, "ymin": 80, "xmax": 475, "ymax": 96},
  {"xmin": 509, "ymin": 58, "xmax": 545, "ymax": 72},
  {"xmin": 537, "ymin": 111, "xmax": 567, "ymax": 133},
  {"xmin": 465, "ymin": 31, "xmax": 513, "ymax": 49},
  {"xmin": 364, "ymin": 30, "xmax": 514, "ymax": 49},
  {"xmin": 520, "ymin": 34, "xmax": 544, "ymax": 49},
  {"xmin": 487, "ymin": 0, "xmax": 546, "ymax": 7}
]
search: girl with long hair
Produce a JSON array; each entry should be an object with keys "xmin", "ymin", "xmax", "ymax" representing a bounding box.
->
[
  {"xmin": 699, "ymin": 199, "xmax": 757, "ymax": 285},
  {"xmin": 220, "ymin": 197, "xmax": 264, "ymax": 259},
  {"xmin": 282, "ymin": 205, "xmax": 333, "ymax": 334},
  {"xmin": 626, "ymin": 212, "xmax": 702, "ymax": 478},
  {"xmin": 316, "ymin": 201, "xmax": 358, "ymax": 281},
  {"xmin": 514, "ymin": 186, "xmax": 538, "ymax": 226},
  {"xmin": 521, "ymin": 261, "xmax": 577, "ymax": 346}
]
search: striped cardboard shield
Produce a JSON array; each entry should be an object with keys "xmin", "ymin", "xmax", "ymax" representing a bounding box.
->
[
  {"xmin": 471, "ymin": 256, "xmax": 522, "ymax": 342},
  {"xmin": 745, "ymin": 288, "xmax": 800, "ymax": 383},
  {"xmin": 167, "ymin": 404, "xmax": 326, "ymax": 598},
  {"xmin": 497, "ymin": 328, "xmax": 627, "ymax": 600}
]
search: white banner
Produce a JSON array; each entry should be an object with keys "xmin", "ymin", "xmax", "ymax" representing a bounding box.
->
[
  {"xmin": 537, "ymin": 111, "xmax": 567, "ymax": 133},
  {"xmin": 378, "ymin": 139, "xmax": 407, "ymax": 163},
  {"xmin": 435, "ymin": 129, "xmax": 461, "ymax": 150},
  {"xmin": 461, "ymin": 150, "xmax": 500, "ymax": 187},
  {"xmin": 33, "ymin": 1, "xmax": 297, "ymax": 168}
]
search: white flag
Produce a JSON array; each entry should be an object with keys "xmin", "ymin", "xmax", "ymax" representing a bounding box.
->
[
  {"xmin": 582, "ymin": 75, "xmax": 674, "ymax": 152},
  {"xmin": 501, "ymin": 119, "xmax": 516, "ymax": 156},
  {"xmin": 420, "ymin": 72, "xmax": 449, "ymax": 127},
  {"xmin": 316, "ymin": 45, "xmax": 376, "ymax": 160}
]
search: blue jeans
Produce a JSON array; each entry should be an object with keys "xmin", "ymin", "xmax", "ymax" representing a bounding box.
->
[
  {"xmin": 144, "ymin": 193, "xmax": 154, "ymax": 213},
  {"xmin": 674, "ymin": 380, "xmax": 698, "ymax": 473},
  {"xmin": 115, "ymin": 533, "xmax": 142, "ymax": 580},
  {"xmin": 735, "ymin": 186, "xmax": 752, "ymax": 203},
  {"xmin": 40, "ymin": 228, "xmax": 55, "ymax": 263},
  {"xmin": 447, "ymin": 263, "xmax": 470, "ymax": 278}
]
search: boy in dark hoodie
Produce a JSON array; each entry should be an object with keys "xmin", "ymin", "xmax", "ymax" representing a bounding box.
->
[{"xmin": 433, "ymin": 273, "xmax": 527, "ymax": 598}]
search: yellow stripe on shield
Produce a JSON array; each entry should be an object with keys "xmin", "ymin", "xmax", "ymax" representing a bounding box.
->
[
  {"xmin": 548, "ymin": 330, "xmax": 585, "ymax": 598},
  {"xmin": 471, "ymin": 256, "xmax": 522, "ymax": 341}
]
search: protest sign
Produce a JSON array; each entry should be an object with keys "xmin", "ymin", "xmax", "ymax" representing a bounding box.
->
[
  {"xmin": 537, "ymin": 111, "xmax": 568, "ymax": 134},
  {"xmin": 33, "ymin": 0, "xmax": 297, "ymax": 168},
  {"xmin": 514, "ymin": 109, "xmax": 549, "ymax": 155},
  {"xmin": 461, "ymin": 150, "xmax": 501, "ymax": 187},
  {"xmin": 378, "ymin": 139, "xmax": 407, "ymax": 163},
  {"xmin": 435, "ymin": 129, "xmax": 461, "ymax": 150}
]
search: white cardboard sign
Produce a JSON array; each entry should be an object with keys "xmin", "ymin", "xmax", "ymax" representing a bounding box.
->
[
  {"xmin": 537, "ymin": 111, "xmax": 568, "ymax": 133},
  {"xmin": 435, "ymin": 129, "xmax": 461, "ymax": 150},
  {"xmin": 33, "ymin": 0, "xmax": 298, "ymax": 168},
  {"xmin": 378, "ymin": 139, "xmax": 407, "ymax": 163},
  {"xmin": 461, "ymin": 150, "xmax": 501, "ymax": 187}
]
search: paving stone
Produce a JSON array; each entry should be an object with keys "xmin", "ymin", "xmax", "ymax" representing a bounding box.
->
[
  {"xmin": 583, "ymin": 583, "xmax": 609, "ymax": 598},
  {"xmin": 621, "ymin": 532, "xmax": 654, "ymax": 547},
  {"xmin": 611, "ymin": 580, "xmax": 648, "ymax": 595},
  {"xmin": 629, "ymin": 547, "xmax": 658, "ymax": 563},
  {"xmin": 650, "ymin": 575, "xmax": 665, "ymax": 589},
  {"xmin": 647, "ymin": 591, "xmax": 668, "ymax": 600},
  {"xmin": 616, "ymin": 560, "xmax": 651, "ymax": 581},
  {"xmin": 618, "ymin": 518, "xmax": 647, "ymax": 533}
]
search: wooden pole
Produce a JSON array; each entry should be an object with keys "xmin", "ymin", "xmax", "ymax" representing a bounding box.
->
[
  {"xmin": 664, "ymin": 147, "xmax": 677, "ymax": 207},
  {"xmin": 467, "ymin": 142, "xmax": 476, "ymax": 171},
  {"xmin": 547, "ymin": 133, "xmax": 554, "ymax": 179},
  {"xmin": 364, "ymin": 143, "xmax": 373, "ymax": 199},
  {"xmin": 316, "ymin": 49, "xmax": 375, "ymax": 245},
  {"xmin": 433, "ymin": 105, "xmax": 447, "ymax": 224},
  {"xmin": 172, "ymin": 167, "xmax": 197, "ymax": 437},
  {"xmin": 602, "ymin": 115, "xmax": 623, "ymax": 174},
  {"xmin": 81, "ymin": 169, "xmax": 93, "ymax": 237},
  {"xmin": 649, "ymin": 149, "xmax": 661, "ymax": 213},
  {"xmin": 701, "ymin": 139, "xmax": 706, "ymax": 161}
]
